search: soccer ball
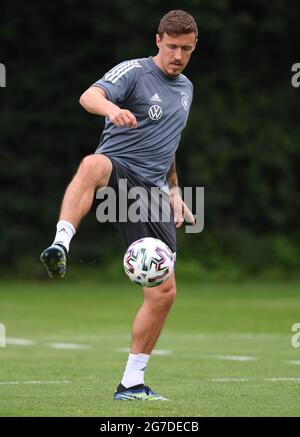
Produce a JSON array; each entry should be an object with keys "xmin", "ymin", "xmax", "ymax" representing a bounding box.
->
[{"xmin": 123, "ymin": 237, "xmax": 175, "ymax": 287}]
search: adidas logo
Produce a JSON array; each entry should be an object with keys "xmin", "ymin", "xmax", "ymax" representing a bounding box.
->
[{"xmin": 150, "ymin": 93, "xmax": 162, "ymax": 102}]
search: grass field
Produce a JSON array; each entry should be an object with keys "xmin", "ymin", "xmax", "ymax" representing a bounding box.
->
[{"xmin": 1, "ymin": 277, "xmax": 300, "ymax": 417}]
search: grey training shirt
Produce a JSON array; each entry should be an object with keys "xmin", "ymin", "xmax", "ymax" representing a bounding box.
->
[{"xmin": 93, "ymin": 57, "xmax": 193, "ymax": 189}]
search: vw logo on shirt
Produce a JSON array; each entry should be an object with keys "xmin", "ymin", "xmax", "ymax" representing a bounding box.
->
[{"xmin": 148, "ymin": 105, "xmax": 163, "ymax": 121}]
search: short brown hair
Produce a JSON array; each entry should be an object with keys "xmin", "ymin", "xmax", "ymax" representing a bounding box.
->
[{"xmin": 158, "ymin": 10, "xmax": 198, "ymax": 39}]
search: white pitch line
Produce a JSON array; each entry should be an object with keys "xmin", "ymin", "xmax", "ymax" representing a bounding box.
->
[
  {"xmin": 47, "ymin": 343, "xmax": 92, "ymax": 350},
  {"xmin": 6, "ymin": 338, "xmax": 93, "ymax": 350},
  {"xmin": 208, "ymin": 355, "xmax": 258, "ymax": 362},
  {"xmin": 152, "ymin": 349, "xmax": 172, "ymax": 356},
  {"xmin": 210, "ymin": 378, "xmax": 252, "ymax": 382},
  {"xmin": 264, "ymin": 378, "xmax": 300, "ymax": 382},
  {"xmin": 164, "ymin": 333, "xmax": 286, "ymax": 341},
  {"xmin": 6, "ymin": 338, "xmax": 36, "ymax": 346},
  {"xmin": 0, "ymin": 380, "xmax": 70, "ymax": 385},
  {"xmin": 116, "ymin": 348, "xmax": 172, "ymax": 356},
  {"xmin": 210, "ymin": 377, "xmax": 300, "ymax": 382},
  {"xmin": 286, "ymin": 360, "xmax": 300, "ymax": 365}
]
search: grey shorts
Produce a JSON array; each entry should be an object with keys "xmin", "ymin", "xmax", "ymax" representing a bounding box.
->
[{"xmin": 106, "ymin": 157, "xmax": 176, "ymax": 253}]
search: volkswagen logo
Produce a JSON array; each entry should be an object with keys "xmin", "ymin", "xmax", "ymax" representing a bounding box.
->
[{"xmin": 148, "ymin": 105, "xmax": 162, "ymax": 121}]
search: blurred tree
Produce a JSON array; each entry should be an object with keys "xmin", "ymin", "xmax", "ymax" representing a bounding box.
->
[{"xmin": 0, "ymin": 0, "xmax": 299, "ymax": 273}]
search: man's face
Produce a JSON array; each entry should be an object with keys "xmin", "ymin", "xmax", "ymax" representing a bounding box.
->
[{"xmin": 156, "ymin": 32, "xmax": 197, "ymax": 77}]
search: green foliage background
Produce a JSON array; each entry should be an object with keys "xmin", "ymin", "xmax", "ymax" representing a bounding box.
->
[{"xmin": 1, "ymin": 0, "xmax": 299, "ymax": 277}]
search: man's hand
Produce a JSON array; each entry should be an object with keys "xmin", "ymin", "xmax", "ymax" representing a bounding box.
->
[
  {"xmin": 170, "ymin": 188, "xmax": 195, "ymax": 228},
  {"xmin": 107, "ymin": 104, "xmax": 137, "ymax": 128}
]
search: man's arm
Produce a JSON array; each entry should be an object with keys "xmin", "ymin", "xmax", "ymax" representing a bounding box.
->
[
  {"xmin": 167, "ymin": 155, "xmax": 179, "ymax": 191},
  {"xmin": 79, "ymin": 86, "xmax": 137, "ymax": 128},
  {"xmin": 167, "ymin": 155, "xmax": 195, "ymax": 228}
]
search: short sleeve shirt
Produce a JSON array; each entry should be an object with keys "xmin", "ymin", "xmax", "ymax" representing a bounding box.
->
[{"xmin": 93, "ymin": 57, "xmax": 193, "ymax": 189}]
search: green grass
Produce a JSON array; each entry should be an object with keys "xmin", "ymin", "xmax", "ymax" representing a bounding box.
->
[{"xmin": 1, "ymin": 278, "xmax": 300, "ymax": 416}]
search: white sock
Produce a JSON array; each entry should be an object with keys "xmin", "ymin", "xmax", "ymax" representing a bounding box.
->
[
  {"xmin": 121, "ymin": 353, "xmax": 150, "ymax": 388},
  {"xmin": 53, "ymin": 220, "xmax": 76, "ymax": 253}
]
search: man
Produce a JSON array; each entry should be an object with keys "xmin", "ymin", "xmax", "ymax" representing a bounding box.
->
[{"xmin": 41, "ymin": 10, "xmax": 197, "ymax": 401}]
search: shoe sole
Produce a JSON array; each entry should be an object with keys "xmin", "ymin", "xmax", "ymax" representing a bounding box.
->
[
  {"xmin": 40, "ymin": 246, "xmax": 66, "ymax": 278},
  {"xmin": 114, "ymin": 393, "xmax": 168, "ymax": 401}
]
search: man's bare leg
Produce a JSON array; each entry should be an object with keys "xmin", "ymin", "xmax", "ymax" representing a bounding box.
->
[
  {"xmin": 116, "ymin": 274, "xmax": 176, "ymax": 399},
  {"xmin": 60, "ymin": 154, "xmax": 112, "ymax": 228},
  {"xmin": 41, "ymin": 154, "xmax": 112, "ymax": 277},
  {"xmin": 131, "ymin": 273, "xmax": 176, "ymax": 354}
]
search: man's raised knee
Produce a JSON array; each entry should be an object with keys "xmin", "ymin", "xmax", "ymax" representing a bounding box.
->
[{"xmin": 78, "ymin": 154, "xmax": 112, "ymax": 188}]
